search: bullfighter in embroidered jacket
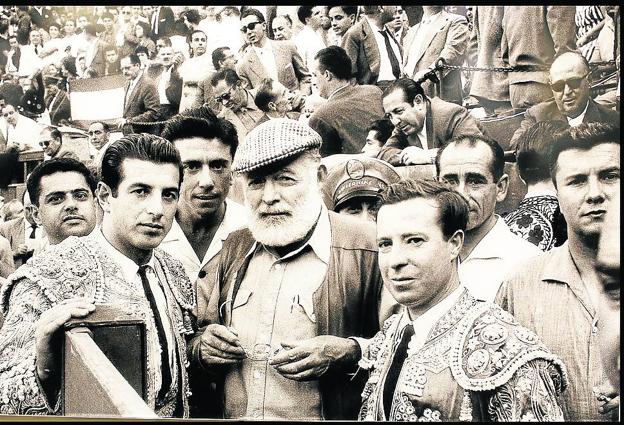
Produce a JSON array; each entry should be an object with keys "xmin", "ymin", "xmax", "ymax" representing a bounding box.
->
[
  {"xmin": 358, "ymin": 178, "xmax": 567, "ymax": 421},
  {"xmin": 0, "ymin": 134, "xmax": 196, "ymax": 418}
]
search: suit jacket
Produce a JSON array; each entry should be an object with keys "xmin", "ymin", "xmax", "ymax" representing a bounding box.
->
[
  {"xmin": 146, "ymin": 63, "xmax": 183, "ymax": 109},
  {"xmin": 501, "ymin": 6, "xmax": 577, "ymax": 85},
  {"xmin": 509, "ymin": 98, "xmax": 621, "ymax": 149},
  {"xmin": 0, "ymin": 217, "xmax": 24, "ymax": 255},
  {"xmin": 402, "ymin": 11, "xmax": 469, "ymax": 104},
  {"xmin": 378, "ymin": 97, "xmax": 484, "ymax": 165},
  {"xmin": 150, "ymin": 6, "xmax": 175, "ymax": 40},
  {"xmin": 341, "ymin": 17, "xmax": 402, "ymax": 85},
  {"xmin": 467, "ymin": 6, "xmax": 509, "ymax": 102},
  {"xmin": 123, "ymin": 73, "xmax": 163, "ymax": 124},
  {"xmin": 309, "ymin": 84, "xmax": 385, "ymax": 156},
  {"xmin": 45, "ymin": 89, "xmax": 71, "ymax": 125},
  {"xmin": 236, "ymin": 40, "xmax": 312, "ymax": 94}
]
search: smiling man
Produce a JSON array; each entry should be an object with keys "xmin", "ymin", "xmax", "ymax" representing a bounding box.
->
[
  {"xmin": 497, "ymin": 122, "xmax": 621, "ymax": 421},
  {"xmin": 26, "ymin": 158, "xmax": 97, "ymax": 245},
  {"xmin": 359, "ymin": 178, "xmax": 566, "ymax": 421},
  {"xmin": 0, "ymin": 134, "xmax": 196, "ymax": 418}
]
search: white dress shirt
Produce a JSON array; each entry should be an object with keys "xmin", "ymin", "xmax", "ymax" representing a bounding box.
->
[
  {"xmin": 459, "ymin": 216, "xmax": 541, "ymax": 302},
  {"xmin": 253, "ymin": 42, "xmax": 279, "ymax": 82},
  {"xmin": 94, "ymin": 229, "xmax": 175, "ymax": 394},
  {"xmin": 160, "ymin": 199, "xmax": 248, "ymax": 282},
  {"xmin": 1, "ymin": 115, "xmax": 45, "ymax": 151},
  {"xmin": 366, "ymin": 17, "xmax": 402, "ymax": 82},
  {"xmin": 404, "ymin": 11, "xmax": 443, "ymax": 78},
  {"xmin": 157, "ymin": 66, "xmax": 173, "ymax": 105},
  {"xmin": 566, "ymin": 100, "xmax": 589, "ymax": 127},
  {"xmin": 293, "ymin": 25, "xmax": 326, "ymax": 68}
]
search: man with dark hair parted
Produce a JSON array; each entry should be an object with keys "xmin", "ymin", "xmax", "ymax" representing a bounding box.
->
[{"xmin": 0, "ymin": 133, "xmax": 196, "ymax": 418}]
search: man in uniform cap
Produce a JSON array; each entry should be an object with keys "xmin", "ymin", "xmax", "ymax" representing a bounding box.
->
[
  {"xmin": 189, "ymin": 118, "xmax": 385, "ymax": 420},
  {"xmin": 322, "ymin": 157, "xmax": 401, "ymax": 222}
]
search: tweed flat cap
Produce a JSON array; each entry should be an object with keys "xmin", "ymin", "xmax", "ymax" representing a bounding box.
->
[{"xmin": 232, "ymin": 118, "xmax": 322, "ymax": 173}]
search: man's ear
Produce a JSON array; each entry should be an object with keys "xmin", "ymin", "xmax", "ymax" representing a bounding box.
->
[
  {"xmin": 448, "ymin": 229, "xmax": 464, "ymax": 260},
  {"xmin": 495, "ymin": 174, "xmax": 509, "ymax": 203},
  {"xmin": 96, "ymin": 181, "xmax": 113, "ymax": 213},
  {"xmin": 31, "ymin": 205, "xmax": 43, "ymax": 226},
  {"xmin": 317, "ymin": 163, "xmax": 328, "ymax": 184}
]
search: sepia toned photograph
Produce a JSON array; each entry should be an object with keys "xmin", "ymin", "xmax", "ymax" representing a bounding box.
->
[{"xmin": 0, "ymin": 4, "xmax": 620, "ymax": 421}]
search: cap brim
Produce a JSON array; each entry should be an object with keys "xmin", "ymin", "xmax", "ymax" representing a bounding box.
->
[{"xmin": 334, "ymin": 191, "xmax": 382, "ymax": 211}]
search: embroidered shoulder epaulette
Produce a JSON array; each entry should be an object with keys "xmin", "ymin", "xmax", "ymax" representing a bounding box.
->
[
  {"xmin": 449, "ymin": 302, "xmax": 568, "ymax": 392},
  {"xmin": 1, "ymin": 236, "xmax": 101, "ymax": 314}
]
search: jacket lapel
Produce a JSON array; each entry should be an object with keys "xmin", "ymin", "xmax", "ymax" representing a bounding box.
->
[
  {"xmin": 362, "ymin": 19, "xmax": 381, "ymax": 77},
  {"xmin": 245, "ymin": 48, "xmax": 267, "ymax": 83},
  {"xmin": 413, "ymin": 12, "xmax": 448, "ymax": 66},
  {"xmin": 272, "ymin": 42, "xmax": 289, "ymax": 83},
  {"xmin": 401, "ymin": 26, "xmax": 417, "ymax": 67},
  {"xmin": 582, "ymin": 99, "xmax": 600, "ymax": 122}
]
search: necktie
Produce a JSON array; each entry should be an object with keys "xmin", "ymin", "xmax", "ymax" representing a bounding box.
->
[
  {"xmin": 137, "ymin": 265, "xmax": 172, "ymax": 402},
  {"xmin": 380, "ymin": 30, "xmax": 401, "ymax": 79},
  {"xmin": 382, "ymin": 323, "xmax": 415, "ymax": 419},
  {"xmin": 29, "ymin": 223, "xmax": 38, "ymax": 239}
]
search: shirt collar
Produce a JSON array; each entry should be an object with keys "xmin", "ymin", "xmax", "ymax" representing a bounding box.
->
[
  {"xmin": 95, "ymin": 228, "xmax": 155, "ymax": 283},
  {"xmin": 540, "ymin": 241, "xmax": 580, "ymax": 285},
  {"xmin": 397, "ymin": 284, "xmax": 466, "ymax": 330},
  {"xmin": 244, "ymin": 204, "xmax": 331, "ymax": 265},
  {"xmin": 365, "ymin": 16, "xmax": 383, "ymax": 32},
  {"xmin": 328, "ymin": 83, "xmax": 350, "ymax": 101},
  {"xmin": 420, "ymin": 11, "xmax": 442, "ymax": 25},
  {"xmin": 465, "ymin": 215, "xmax": 510, "ymax": 260},
  {"xmin": 566, "ymin": 100, "xmax": 590, "ymax": 125}
]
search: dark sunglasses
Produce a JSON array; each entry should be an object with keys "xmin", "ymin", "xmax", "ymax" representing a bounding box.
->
[
  {"xmin": 214, "ymin": 86, "xmax": 234, "ymax": 103},
  {"xmin": 240, "ymin": 21, "xmax": 260, "ymax": 33},
  {"xmin": 39, "ymin": 140, "xmax": 51, "ymax": 147},
  {"xmin": 550, "ymin": 73, "xmax": 589, "ymax": 92}
]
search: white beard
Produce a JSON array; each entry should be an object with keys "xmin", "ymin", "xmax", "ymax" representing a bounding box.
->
[{"xmin": 246, "ymin": 183, "xmax": 323, "ymax": 247}]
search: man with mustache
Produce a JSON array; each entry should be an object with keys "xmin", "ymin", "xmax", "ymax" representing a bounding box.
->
[
  {"xmin": 436, "ymin": 135, "xmax": 540, "ymax": 302},
  {"xmin": 25, "ymin": 158, "xmax": 97, "ymax": 246},
  {"xmin": 0, "ymin": 134, "xmax": 196, "ymax": 417},
  {"xmin": 359, "ymin": 178, "xmax": 566, "ymax": 421},
  {"xmin": 189, "ymin": 119, "xmax": 384, "ymax": 420},
  {"xmin": 509, "ymin": 52, "xmax": 620, "ymax": 149},
  {"xmin": 497, "ymin": 122, "xmax": 620, "ymax": 421}
]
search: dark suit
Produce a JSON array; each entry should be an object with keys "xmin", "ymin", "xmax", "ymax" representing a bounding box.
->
[
  {"xmin": 509, "ymin": 98, "xmax": 621, "ymax": 149},
  {"xmin": 123, "ymin": 74, "xmax": 162, "ymax": 126},
  {"xmin": 150, "ymin": 6, "xmax": 175, "ymax": 40},
  {"xmin": 146, "ymin": 63, "xmax": 183, "ymax": 115},
  {"xmin": 236, "ymin": 40, "xmax": 312, "ymax": 94},
  {"xmin": 309, "ymin": 84, "xmax": 385, "ymax": 156},
  {"xmin": 46, "ymin": 90, "xmax": 71, "ymax": 125},
  {"xmin": 341, "ymin": 17, "xmax": 402, "ymax": 85},
  {"xmin": 377, "ymin": 96, "xmax": 484, "ymax": 165},
  {"xmin": 402, "ymin": 11, "xmax": 468, "ymax": 104}
]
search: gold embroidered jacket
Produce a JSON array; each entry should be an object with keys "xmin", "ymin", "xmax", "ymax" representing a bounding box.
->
[
  {"xmin": 358, "ymin": 289, "xmax": 567, "ymax": 421},
  {"xmin": 0, "ymin": 234, "xmax": 196, "ymax": 417}
]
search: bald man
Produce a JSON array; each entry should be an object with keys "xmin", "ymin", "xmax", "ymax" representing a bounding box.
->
[{"xmin": 510, "ymin": 51, "xmax": 620, "ymax": 149}]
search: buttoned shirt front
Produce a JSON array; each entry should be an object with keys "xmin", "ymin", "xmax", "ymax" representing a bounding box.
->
[
  {"xmin": 160, "ymin": 199, "xmax": 247, "ymax": 282},
  {"xmin": 459, "ymin": 216, "xmax": 541, "ymax": 302},
  {"xmin": 496, "ymin": 242, "xmax": 611, "ymax": 421},
  {"xmin": 94, "ymin": 229, "xmax": 175, "ymax": 395},
  {"xmin": 223, "ymin": 206, "xmax": 331, "ymax": 420},
  {"xmin": 365, "ymin": 17, "xmax": 402, "ymax": 82},
  {"xmin": 566, "ymin": 100, "xmax": 589, "ymax": 127}
]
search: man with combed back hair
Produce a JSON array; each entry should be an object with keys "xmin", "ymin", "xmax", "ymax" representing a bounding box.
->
[{"xmin": 359, "ymin": 178, "xmax": 566, "ymax": 421}]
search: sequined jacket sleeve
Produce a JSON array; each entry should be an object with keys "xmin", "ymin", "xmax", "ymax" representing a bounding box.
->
[
  {"xmin": 488, "ymin": 359, "xmax": 565, "ymax": 421},
  {"xmin": 0, "ymin": 276, "xmax": 59, "ymax": 415}
]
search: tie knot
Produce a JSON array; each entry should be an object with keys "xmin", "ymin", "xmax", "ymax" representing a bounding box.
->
[{"xmin": 402, "ymin": 323, "xmax": 415, "ymax": 340}]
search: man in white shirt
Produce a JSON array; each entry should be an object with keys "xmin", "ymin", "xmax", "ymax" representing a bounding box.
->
[
  {"xmin": 160, "ymin": 113, "xmax": 247, "ymax": 285},
  {"xmin": 435, "ymin": 135, "xmax": 541, "ymax": 302},
  {"xmin": 341, "ymin": 6, "xmax": 402, "ymax": 86},
  {"xmin": 1, "ymin": 103, "xmax": 44, "ymax": 151},
  {"xmin": 293, "ymin": 6, "xmax": 327, "ymax": 69}
]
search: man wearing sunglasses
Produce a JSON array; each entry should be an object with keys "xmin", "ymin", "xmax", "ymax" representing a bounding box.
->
[
  {"xmin": 510, "ymin": 51, "xmax": 619, "ymax": 149},
  {"xmin": 210, "ymin": 68, "xmax": 266, "ymax": 143},
  {"xmin": 236, "ymin": 8, "xmax": 311, "ymax": 103}
]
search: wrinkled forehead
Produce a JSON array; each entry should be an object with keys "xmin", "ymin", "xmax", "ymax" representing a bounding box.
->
[{"xmin": 439, "ymin": 142, "xmax": 495, "ymax": 178}]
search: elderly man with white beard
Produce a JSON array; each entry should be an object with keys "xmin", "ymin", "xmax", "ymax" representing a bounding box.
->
[{"xmin": 188, "ymin": 119, "xmax": 385, "ymax": 420}]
